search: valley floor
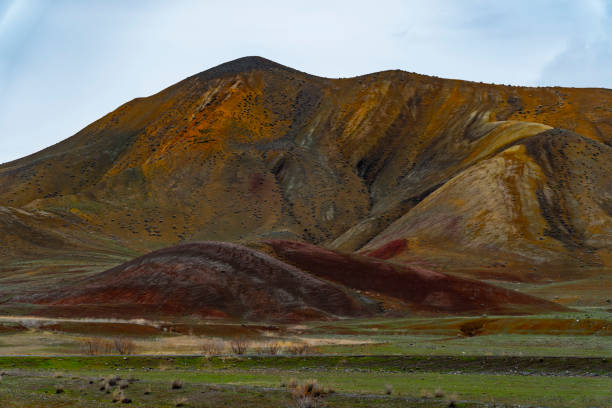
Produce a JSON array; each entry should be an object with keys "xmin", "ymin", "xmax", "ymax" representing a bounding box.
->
[{"xmin": 0, "ymin": 311, "xmax": 610, "ymax": 407}]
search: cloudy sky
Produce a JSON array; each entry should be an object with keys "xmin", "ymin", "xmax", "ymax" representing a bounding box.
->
[{"xmin": 1, "ymin": 0, "xmax": 611, "ymax": 164}]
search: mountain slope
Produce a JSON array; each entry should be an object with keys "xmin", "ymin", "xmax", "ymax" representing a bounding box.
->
[
  {"xmin": 1, "ymin": 56, "xmax": 611, "ymax": 290},
  {"xmin": 360, "ymin": 129, "xmax": 612, "ymax": 281}
]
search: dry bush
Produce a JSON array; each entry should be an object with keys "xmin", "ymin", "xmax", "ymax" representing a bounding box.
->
[
  {"xmin": 55, "ymin": 384, "xmax": 64, "ymax": 394},
  {"xmin": 171, "ymin": 379, "xmax": 184, "ymax": 389},
  {"xmin": 419, "ymin": 389, "xmax": 433, "ymax": 399},
  {"xmin": 144, "ymin": 384, "xmax": 152, "ymax": 395},
  {"xmin": 286, "ymin": 343, "xmax": 311, "ymax": 355},
  {"xmin": 53, "ymin": 371, "xmax": 64, "ymax": 378},
  {"xmin": 229, "ymin": 337, "xmax": 250, "ymax": 355},
  {"xmin": 112, "ymin": 389, "xmax": 124, "ymax": 403},
  {"xmin": 113, "ymin": 337, "xmax": 136, "ymax": 355},
  {"xmin": 287, "ymin": 377, "xmax": 298, "ymax": 389},
  {"xmin": 290, "ymin": 379, "xmax": 328, "ymax": 408},
  {"xmin": 448, "ymin": 392, "xmax": 459, "ymax": 407},
  {"xmin": 112, "ymin": 388, "xmax": 132, "ymax": 404},
  {"xmin": 435, "ymin": 388, "xmax": 445, "ymax": 398},
  {"xmin": 175, "ymin": 397, "xmax": 188, "ymax": 407},
  {"xmin": 119, "ymin": 380, "xmax": 130, "ymax": 389},
  {"xmin": 80, "ymin": 338, "xmax": 114, "ymax": 355},
  {"xmin": 200, "ymin": 338, "xmax": 225, "ymax": 356},
  {"xmin": 384, "ymin": 384, "xmax": 393, "ymax": 395},
  {"xmin": 257, "ymin": 341, "xmax": 281, "ymax": 355}
]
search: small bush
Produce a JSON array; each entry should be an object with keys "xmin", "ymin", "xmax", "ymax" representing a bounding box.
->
[
  {"xmin": 80, "ymin": 338, "xmax": 114, "ymax": 355},
  {"xmin": 171, "ymin": 379, "xmax": 184, "ymax": 390},
  {"xmin": 200, "ymin": 338, "xmax": 225, "ymax": 356},
  {"xmin": 384, "ymin": 384, "xmax": 393, "ymax": 395},
  {"xmin": 419, "ymin": 389, "xmax": 433, "ymax": 399},
  {"xmin": 290, "ymin": 379, "xmax": 328, "ymax": 408},
  {"xmin": 435, "ymin": 388, "xmax": 445, "ymax": 398},
  {"xmin": 112, "ymin": 389, "xmax": 124, "ymax": 403},
  {"xmin": 229, "ymin": 338, "xmax": 250, "ymax": 355},
  {"xmin": 113, "ymin": 337, "xmax": 136, "ymax": 355},
  {"xmin": 257, "ymin": 341, "xmax": 281, "ymax": 355},
  {"xmin": 448, "ymin": 392, "xmax": 459, "ymax": 407},
  {"xmin": 144, "ymin": 384, "xmax": 152, "ymax": 395},
  {"xmin": 175, "ymin": 397, "xmax": 188, "ymax": 407},
  {"xmin": 119, "ymin": 380, "xmax": 129, "ymax": 389},
  {"xmin": 55, "ymin": 384, "xmax": 64, "ymax": 394},
  {"xmin": 287, "ymin": 343, "xmax": 311, "ymax": 355},
  {"xmin": 53, "ymin": 371, "xmax": 64, "ymax": 378}
]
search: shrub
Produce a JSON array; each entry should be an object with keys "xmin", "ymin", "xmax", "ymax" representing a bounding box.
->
[
  {"xmin": 171, "ymin": 379, "xmax": 184, "ymax": 390},
  {"xmin": 384, "ymin": 384, "xmax": 393, "ymax": 395},
  {"xmin": 55, "ymin": 384, "xmax": 64, "ymax": 394},
  {"xmin": 53, "ymin": 371, "xmax": 64, "ymax": 378},
  {"xmin": 112, "ymin": 389, "xmax": 124, "ymax": 403},
  {"xmin": 257, "ymin": 341, "xmax": 281, "ymax": 355},
  {"xmin": 290, "ymin": 379, "xmax": 327, "ymax": 408},
  {"xmin": 419, "ymin": 389, "xmax": 433, "ymax": 399},
  {"xmin": 286, "ymin": 343, "xmax": 311, "ymax": 355},
  {"xmin": 435, "ymin": 388, "xmax": 445, "ymax": 398},
  {"xmin": 229, "ymin": 337, "xmax": 250, "ymax": 355},
  {"xmin": 113, "ymin": 337, "xmax": 136, "ymax": 355},
  {"xmin": 200, "ymin": 338, "xmax": 225, "ymax": 356},
  {"xmin": 448, "ymin": 392, "xmax": 459, "ymax": 407},
  {"xmin": 119, "ymin": 380, "xmax": 129, "ymax": 389},
  {"xmin": 80, "ymin": 338, "xmax": 114, "ymax": 355},
  {"xmin": 144, "ymin": 384, "xmax": 152, "ymax": 395},
  {"xmin": 175, "ymin": 397, "xmax": 188, "ymax": 407}
]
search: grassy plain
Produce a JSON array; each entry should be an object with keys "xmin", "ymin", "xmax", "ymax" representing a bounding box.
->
[{"xmin": 0, "ymin": 310, "xmax": 610, "ymax": 407}]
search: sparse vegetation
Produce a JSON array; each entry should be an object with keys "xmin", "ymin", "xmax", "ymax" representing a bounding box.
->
[
  {"xmin": 287, "ymin": 342, "xmax": 311, "ymax": 355},
  {"xmin": 200, "ymin": 338, "xmax": 225, "ymax": 356},
  {"xmin": 171, "ymin": 379, "xmax": 184, "ymax": 389},
  {"xmin": 290, "ymin": 379, "xmax": 326, "ymax": 408},
  {"xmin": 175, "ymin": 397, "xmax": 189, "ymax": 407},
  {"xmin": 230, "ymin": 337, "xmax": 250, "ymax": 355},
  {"xmin": 80, "ymin": 337, "xmax": 114, "ymax": 355},
  {"xmin": 257, "ymin": 341, "xmax": 281, "ymax": 355},
  {"xmin": 113, "ymin": 337, "xmax": 136, "ymax": 355}
]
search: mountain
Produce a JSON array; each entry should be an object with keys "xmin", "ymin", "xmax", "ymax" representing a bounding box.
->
[{"xmin": 1, "ymin": 56, "xmax": 611, "ymax": 308}]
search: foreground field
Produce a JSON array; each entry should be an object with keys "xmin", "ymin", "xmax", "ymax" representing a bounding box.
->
[
  {"xmin": 0, "ymin": 312, "xmax": 610, "ymax": 407},
  {"xmin": 0, "ymin": 355, "xmax": 610, "ymax": 408}
]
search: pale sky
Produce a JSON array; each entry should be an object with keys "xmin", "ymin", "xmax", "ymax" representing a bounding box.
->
[{"xmin": 1, "ymin": 0, "xmax": 611, "ymax": 164}]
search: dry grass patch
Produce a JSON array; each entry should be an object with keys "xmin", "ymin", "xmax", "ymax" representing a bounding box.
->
[
  {"xmin": 229, "ymin": 337, "xmax": 250, "ymax": 355},
  {"xmin": 175, "ymin": 397, "xmax": 189, "ymax": 407},
  {"xmin": 288, "ymin": 379, "xmax": 333, "ymax": 408}
]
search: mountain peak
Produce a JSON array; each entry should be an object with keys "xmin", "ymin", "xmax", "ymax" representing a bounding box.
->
[{"xmin": 194, "ymin": 56, "xmax": 310, "ymax": 81}]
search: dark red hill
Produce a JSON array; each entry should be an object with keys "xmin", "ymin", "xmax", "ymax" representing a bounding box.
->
[
  {"xmin": 263, "ymin": 240, "xmax": 566, "ymax": 315},
  {"xmin": 30, "ymin": 242, "xmax": 374, "ymax": 322}
]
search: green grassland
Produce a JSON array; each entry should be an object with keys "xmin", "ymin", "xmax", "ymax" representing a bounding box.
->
[{"xmin": 0, "ymin": 311, "xmax": 610, "ymax": 407}]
